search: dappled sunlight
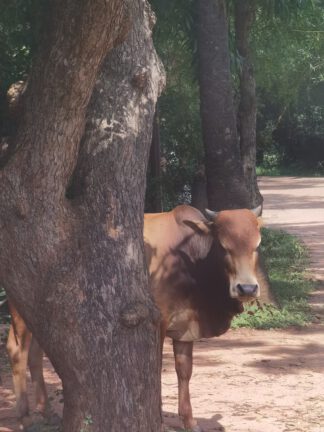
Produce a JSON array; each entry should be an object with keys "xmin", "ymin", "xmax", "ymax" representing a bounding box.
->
[
  {"xmin": 246, "ymin": 342, "xmax": 324, "ymax": 375},
  {"xmin": 163, "ymin": 411, "xmax": 225, "ymax": 432}
]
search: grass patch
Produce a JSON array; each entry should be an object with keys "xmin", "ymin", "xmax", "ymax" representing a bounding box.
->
[
  {"xmin": 256, "ymin": 164, "xmax": 324, "ymax": 177},
  {"xmin": 232, "ymin": 227, "xmax": 314, "ymax": 329}
]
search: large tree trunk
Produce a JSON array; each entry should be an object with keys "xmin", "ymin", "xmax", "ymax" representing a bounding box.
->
[
  {"xmin": 197, "ymin": 0, "xmax": 250, "ymax": 211},
  {"xmin": 235, "ymin": 0, "xmax": 263, "ymax": 208},
  {"xmin": 0, "ymin": 1, "xmax": 164, "ymax": 431}
]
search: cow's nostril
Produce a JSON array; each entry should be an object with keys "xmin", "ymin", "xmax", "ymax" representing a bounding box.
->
[
  {"xmin": 237, "ymin": 284, "xmax": 245, "ymax": 295},
  {"xmin": 236, "ymin": 284, "xmax": 259, "ymax": 296}
]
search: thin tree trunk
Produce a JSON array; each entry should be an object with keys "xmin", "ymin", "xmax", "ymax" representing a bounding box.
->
[
  {"xmin": 235, "ymin": 0, "xmax": 263, "ymax": 208},
  {"xmin": 191, "ymin": 166, "xmax": 208, "ymax": 212},
  {"xmin": 197, "ymin": 0, "xmax": 250, "ymax": 211},
  {"xmin": 0, "ymin": 1, "xmax": 165, "ymax": 431}
]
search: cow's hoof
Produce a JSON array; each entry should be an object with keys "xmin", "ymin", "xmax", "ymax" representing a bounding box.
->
[
  {"xmin": 23, "ymin": 423, "xmax": 42, "ymax": 432},
  {"xmin": 20, "ymin": 415, "xmax": 34, "ymax": 431},
  {"xmin": 22, "ymin": 412, "xmax": 61, "ymax": 431},
  {"xmin": 22, "ymin": 413, "xmax": 43, "ymax": 432},
  {"xmin": 183, "ymin": 424, "xmax": 203, "ymax": 432}
]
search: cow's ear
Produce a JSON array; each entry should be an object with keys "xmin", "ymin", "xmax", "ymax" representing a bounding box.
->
[
  {"xmin": 257, "ymin": 217, "xmax": 263, "ymax": 228},
  {"xmin": 183, "ymin": 220, "xmax": 213, "ymax": 235},
  {"xmin": 251, "ymin": 204, "xmax": 262, "ymax": 217}
]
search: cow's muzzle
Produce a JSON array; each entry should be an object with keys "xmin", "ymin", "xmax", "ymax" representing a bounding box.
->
[{"xmin": 236, "ymin": 283, "xmax": 259, "ymax": 299}]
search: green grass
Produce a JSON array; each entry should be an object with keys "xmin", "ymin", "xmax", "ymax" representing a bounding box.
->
[
  {"xmin": 256, "ymin": 164, "xmax": 324, "ymax": 177},
  {"xmin": 232, "ymin": 227, "xmax": 314, "ymax": 329}
]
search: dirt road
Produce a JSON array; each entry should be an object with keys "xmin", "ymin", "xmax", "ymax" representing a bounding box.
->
[{"xmin": 1, "ymin": 177, "xmax": 324, "ymax": 432}]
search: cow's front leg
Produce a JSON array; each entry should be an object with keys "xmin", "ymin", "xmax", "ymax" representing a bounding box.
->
[{"xmin": 173, "ymin": 340, "xmax": 202, "ymax": 432}]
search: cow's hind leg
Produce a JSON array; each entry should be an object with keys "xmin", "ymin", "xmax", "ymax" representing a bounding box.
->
[
  {"xmin": 28, "ymin": 335, "xmax": 50, "ymax": 417},
  {"xmin": 173, "ymin": 340, "xmax": 202, "ymax": 432},
  {"xmin": 6, "ymin": 311, "xmax": 32, "ymax": 429}
]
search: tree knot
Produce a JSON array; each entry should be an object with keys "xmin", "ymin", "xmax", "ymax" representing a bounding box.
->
[
  {"xmin": 119, "ymin": 301, "xmax": 150, "ymax": 328},
  {"xmin": 131, "ymin": 70, "xmax": 149, "ymax": 91}
]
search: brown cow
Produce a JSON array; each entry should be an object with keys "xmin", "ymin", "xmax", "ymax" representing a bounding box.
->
[
  {"xmin": 6, "ymin": 204, "xmax": 262, "ymax": 431},
  {"xmin": 144, "ymin": 205, "xmax": 262, "ymax": 431}
]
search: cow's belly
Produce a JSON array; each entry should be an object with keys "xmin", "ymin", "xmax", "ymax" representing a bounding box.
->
[
  {"xmin": 166, "ymin": 308, "xmax": 202, "ymax": 341},
  {"xmin": 165, "ymin": 304, "xmax": 238, "ymax": 341}
]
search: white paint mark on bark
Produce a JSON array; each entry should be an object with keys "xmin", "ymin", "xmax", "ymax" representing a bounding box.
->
[
  {"xmin": 126, "ymin": 241, "xmax": 138, "ymax": 264},
  {"xmin": 106, "ymin": 224, "xmax": 124, "ymax": 239}
]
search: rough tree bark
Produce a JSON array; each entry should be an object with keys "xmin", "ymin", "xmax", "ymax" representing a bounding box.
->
[
  {"xmin": 0, "ymin": 1, "xmax": 165, "ymax": 431},
  {"xmin": 197, "ymin": 0, "xmax": 250, "ymax": 211},
  {"xmin": 235, "ymin": 0, "xmax": 263, "ymax": 208}
]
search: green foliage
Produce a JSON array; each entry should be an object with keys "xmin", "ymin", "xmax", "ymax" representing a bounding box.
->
[
  {"xmin": 232, "ymin": 228, "xmax": 314, "ymax": 329},
  {"xmin": 256, "ymin": 164, "xmax": 324, "ymax": 176},
  {"xmin": 149, "ymin": 0, "xmax": 324, "ymax": 208},
  {"xmin": 261, "ymin": 0, "xmax": 315, "ymax": 23},
  {"xmin": 149, "ymin": 0, "xmax": 203, "ymax": 209},
  {"xmin": 1, "ymin": 0, "xmax": 323, "ymax": 201},
  {"xmin": 0, "ymin": 0, "xmax": 46, "ymax": 136},
  {"xmin": 0, "ymin": 0, "xmax": 45, "ymax": 91},
  {"xmin": 80, "ymin": 415, "xmax": 93, "ymax": 432},
  {"xmin": 253, "ymin": 0, "xmax": 324, "ymax": 171}
]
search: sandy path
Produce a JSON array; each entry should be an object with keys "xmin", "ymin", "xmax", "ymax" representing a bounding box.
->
[
  {"xmin": 1, "ymin": 177, "xmax": 324, "ymax": 432},
  {"xmin": 258, "ymin": 176, "xmax": 324, "ymax": 316}
]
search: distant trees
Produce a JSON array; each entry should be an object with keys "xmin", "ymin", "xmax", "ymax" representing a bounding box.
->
[
  {"xmin": 253, "ymin": 0, "xmax": 324, "ymax": 171},
  {"xmin": 149, "ymin": 0, "xmax": 263, "ymax": 211},
  {"xmin": 147, "ymin": 0, "xmax": 324, "ymax": 210},
  {"xmin": 2, "ymin": 1, "xmax": 323, "ymax": 213},
  {"xmin": 147, "ymin": 0, "xmax": 202, "ymax": 210}
]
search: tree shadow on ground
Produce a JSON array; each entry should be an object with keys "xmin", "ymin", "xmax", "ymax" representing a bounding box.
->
[
  {"xmin": 258, "ymin": 177, "xmax": 324, "ymax": 191},
  {"xmin": 263, "ymin": 193, "xmax": 324, "ymax": 209},
  {"xmin": 164, "ymin": 411, "xmax": 225, "ymax": 432},
  {"xmin": 162, "ymin": 337, "xmax": 267, "ymax": 369},
  {"xmin": 245, "ymin": 341, "xmax": 324, "ymax": 375},
  {"xmin": 163, "ymin": 322, "xmax": 324, "ymax": 374},
  {"xmin": 283, "ymin": 323, "xmax": 324, "ymax": 335}
]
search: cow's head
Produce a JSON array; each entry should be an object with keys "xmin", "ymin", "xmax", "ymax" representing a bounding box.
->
[{"xmin": 204, "ymin": 206, "xmax": 262, "ymax": 302}]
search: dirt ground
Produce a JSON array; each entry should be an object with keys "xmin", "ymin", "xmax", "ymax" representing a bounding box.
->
[{"xmin": 1, "ymin": 176, "xmax": 324, "ymax": 432}]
